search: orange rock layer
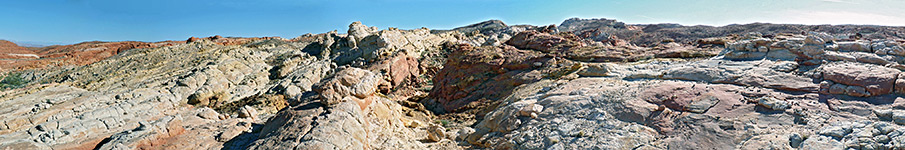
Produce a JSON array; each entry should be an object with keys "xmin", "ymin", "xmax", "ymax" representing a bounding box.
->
[{"xmin": 0, "ymin": 36, "xmax": 277, "ymax": 72}]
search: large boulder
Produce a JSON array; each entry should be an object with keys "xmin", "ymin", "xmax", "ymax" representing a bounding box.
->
[
  {"xmin": 799, "ymin": 35, "xmax": 828, "ymax": 58},
  {"xmin": 313, "ymin": 67, "xmax": 379, "ymax": 109},
  {"xmin": 388, "ymin": 56, "xmax": 420, "ymax": 87},
  {"xmin": 723, "ymin": 37, "xmax": 779, "ymax": 60},
  {"xmin": 834, "ymin": 41, "xmax": 872, "ymax": 52},
  {"xmin": 821, "ymin": 62, "xmax": 900, "ymax": 96},
  {"xmin": 348, "ymin": 21, "xmax": 378, "ymax": 42},
  {"xmin": 727, "ymin": 38, "xmax": 773, "ymax": 52},
  {"xmin": 872, "ymin": 40, "xmax": 905, "ymax": 56}
]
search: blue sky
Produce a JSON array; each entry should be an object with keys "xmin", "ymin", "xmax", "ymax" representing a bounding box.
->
[{"xmin": 2, "ymin": 0, "xmax": 904, "ymax": 45}]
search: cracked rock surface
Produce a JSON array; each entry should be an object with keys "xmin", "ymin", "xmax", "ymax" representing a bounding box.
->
[{"xmin": 3, "ymin": 18, "xmax": 905, "ymax": 150}]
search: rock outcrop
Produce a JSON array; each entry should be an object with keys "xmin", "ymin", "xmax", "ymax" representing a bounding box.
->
[
  {"xmin": 506, "ymin": 30, "xmax": 583, "ymax": 53},
  {"xmin": 0, "ymin": 40, "xmax": 37, "ymax": 59},
  {"xmin": 820, "ymin": 62, "xmax": 900, "ymax": 96},
  {"xmin": 313, "ymin": 67, "xmax": 378, "ymax": 108},
  {"xmin": 4, "ymin": 18, "xmax": 905, "ymax": 150},
  {"xmin": 426, "ymin": 43, "xmax": 556, "ymax": 113},
  {"xmin": 0, "ymin": 37, "xmax": 279, "ymax": 72},
  {"xmin": 249, "ymin": 68, "xmax": 441, "ymax": 149}
]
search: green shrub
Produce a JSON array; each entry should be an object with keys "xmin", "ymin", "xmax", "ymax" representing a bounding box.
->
[
  {"xmin": 0, "ymin": 73, "xmax": 28, "ymax": 89},
  {"xmin": 435, "ymin": 119, "xmax": 450, "ymax": 126}
]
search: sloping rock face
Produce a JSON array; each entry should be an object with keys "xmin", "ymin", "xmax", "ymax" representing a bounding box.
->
[
  {"xmin": 0, "ymin": 37, "xmax": 276, "ymax": 72},
  {"xmin": 248, "ymin": 68, "xmax": 434, "ymax": 149},
  {"xmin": 439, "ymin": 19, "xmax": 905, "ymax": 149},
  {"xmin": 1, "ymin": 40, "xmax": 181, "ymax": 71},
  {"xmin": 0, "ymin": 21, "xmax": 470, "ymax": 149},
  {"xmin": 426, "ymin": 44, "xmax": 557, "ymax": 113},
  {"xmin": 4, "ymin": 18, "xmax": 905, "ymax": 150},
  {"xmin": 0, "ymin": 40, "xmax": 36, "ymax": 59},
  {"xmin": 0, "ymin": 39, "xmax": 298, "ymax": 149}
]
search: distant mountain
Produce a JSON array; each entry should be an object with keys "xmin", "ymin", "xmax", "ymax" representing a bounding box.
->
[{"xmin": 4, "ymin": 40, "xmax": 66, "ymax": 47}]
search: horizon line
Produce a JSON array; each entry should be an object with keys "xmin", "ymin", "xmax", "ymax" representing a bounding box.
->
[{"xmin": 5, "ymin": 17, "xmax": 905, "ymax": 46}]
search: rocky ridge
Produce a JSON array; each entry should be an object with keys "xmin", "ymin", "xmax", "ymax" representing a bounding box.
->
[
  {"xmin": 1, "ymin": 18, "xmax": 905, "ymax": 149},
  {"xmin": 0, "ymin": 36, "xmax": 277, "ymax": 72}
]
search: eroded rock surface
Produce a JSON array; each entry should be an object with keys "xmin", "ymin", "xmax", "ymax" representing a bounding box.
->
[{"xmin": 4, "ymin": 18, "xmax": 905, "ymax": 150}]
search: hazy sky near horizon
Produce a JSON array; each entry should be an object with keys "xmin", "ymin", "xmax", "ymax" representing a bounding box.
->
[{"xmin": 2, "ymin": 0, "xmax": 904, "ymax": 45}]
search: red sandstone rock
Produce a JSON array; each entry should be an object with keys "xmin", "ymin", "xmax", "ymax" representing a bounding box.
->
[
  {"xmin": 428, "ymin": 44, "xmax": 553, "ymax": 112},
  {"xmin": 0, "ymin": 40, "xmax": 38, "ymax": 59},
  {"xmin": 390, "ymin": 56, "xmax": 420, "ymax": 87},
  {"xmin": 821, "ymin": 62, "xmax": 900, "ymax": 96},
  {"xmin": 506, "ymin": 30, "xmax": 583, "ymax": 53},
  {"xmin": 187, "ymin": 37, "xmax": 202, "ymax": 43},
  {"xmin": 640, "ymin": 82, "xmax": 745, "ymax": 114}
]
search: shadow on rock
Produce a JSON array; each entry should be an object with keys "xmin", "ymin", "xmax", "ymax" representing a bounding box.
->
[{"xmin": 221, "ymin": 123, "xmax": 265, "ymax": 150}]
